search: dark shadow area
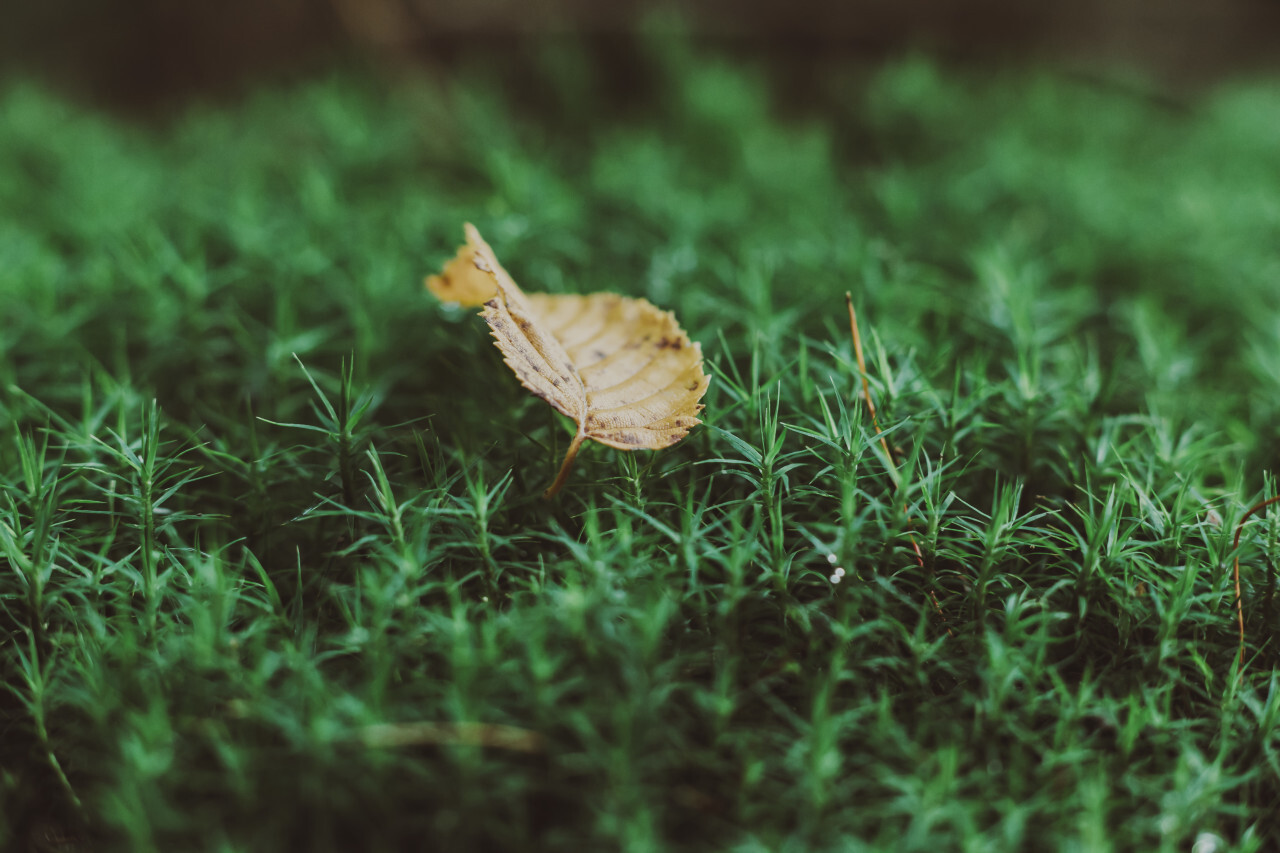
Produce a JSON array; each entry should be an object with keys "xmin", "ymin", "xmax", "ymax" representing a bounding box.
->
[{"xmin": 5, "ymin": 0, "xmax": 1280, "ymax": 114}]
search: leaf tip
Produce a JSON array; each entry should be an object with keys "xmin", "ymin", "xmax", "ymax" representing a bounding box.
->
[{"xmin": 427, "ymin": 225, "xmax": 502, "ymax": 307}]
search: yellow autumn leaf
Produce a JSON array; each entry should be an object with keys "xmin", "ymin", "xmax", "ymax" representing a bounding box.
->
[
  {"xmin": 424, "ymin": 228, "xmax": 496, "ymax": 307},
  {"xmin": 427, "ymin": 224, "xmax": 710, "ymax": 497}
]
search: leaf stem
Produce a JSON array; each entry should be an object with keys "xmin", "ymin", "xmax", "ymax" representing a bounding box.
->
[{"xmin": 544, "ymin": 428, "xmax": 586, "ymax": 499}]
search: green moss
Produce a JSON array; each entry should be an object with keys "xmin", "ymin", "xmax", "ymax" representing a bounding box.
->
[{"xmin": 2, "ymin": 43, "xmax": 1280, "ymax": 851}]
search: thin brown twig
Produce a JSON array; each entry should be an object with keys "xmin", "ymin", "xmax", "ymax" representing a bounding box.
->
[
  {"xmin": 1232, "ymin": 494, "xmax": 1280, "ymax": 674},
  {"xmin": 846, "ymin": 292, "xmax": 948, "ymax": 628},
  {"xmin": 359, "ymin": 721, "xmax": 545, "ymax": 753},
  {"xmin": 847, "ymin": 293, "xmax": 894, "ymax": 469}
]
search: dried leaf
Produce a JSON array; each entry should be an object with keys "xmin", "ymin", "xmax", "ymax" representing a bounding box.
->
[
  {"xmin": 428, "ymin": 224, "xmax": 710, "ymax": 497},
  {"xmin": 425, "ymin": 230, "xmax": 497, "ymax": 307}
]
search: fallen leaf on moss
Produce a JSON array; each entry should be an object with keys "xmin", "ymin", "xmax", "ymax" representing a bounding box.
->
[{"xmin": 427, "ymin": 224, "xmax": 709, "ymax": 497}]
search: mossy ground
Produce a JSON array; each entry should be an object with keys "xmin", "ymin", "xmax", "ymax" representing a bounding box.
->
[{"xmin": 3, "ymin": 39, "xmax": 1280, "ymax": 851}]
